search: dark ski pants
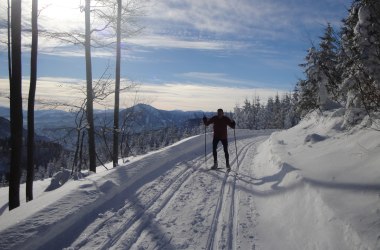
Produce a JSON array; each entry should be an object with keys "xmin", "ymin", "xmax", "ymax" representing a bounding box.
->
[{"xmin": 212, "ymin": 138, "xmax": 229, "ymax": 164}]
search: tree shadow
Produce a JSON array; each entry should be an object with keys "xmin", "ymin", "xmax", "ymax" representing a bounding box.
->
[
  {"xmin": 234, "ymin": 162, "xmax": 380, "ymax": 198},
  {"xmin": 246, "ymin": 163, "xmax": 299, "ymax": 190},
  {"xmin": 0, "ymin": 202, "xmax": 8, "ymax": 216},
  {"xmin": 303, "ymin": 177, "xmax": 380, "ymax": 192},
  {"xmin": 200, "ymin": 162, "xmax": 303, "ymax": 198},
  {"xmin": 0, "ymin": 145, "xmax": 193, "ymax": 250}
]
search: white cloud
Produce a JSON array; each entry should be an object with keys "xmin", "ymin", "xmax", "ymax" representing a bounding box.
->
[
  {"xmin": 145, "ymin": 0, "xmax": 299, "ymax": 38},
  {"xmin": 0, "ymin": 77, "xmax": 287, "ymax": 112},
  {"xmin": 0, "ymin": 0, "xmax": 348, "ymax": 54},
  {"xmin": 138, "ymin": 82, "xmax": 287, "ymax": 112},
  {"xmin": 127, "ymin": 35, "xmax": 248, "ymax": 51},
  {"xmin": 0, "ymin": 77, "xmax": 86, "ymax": 109},
  {"xmin": 179, "ymin": 72, "xmax": 256, "ymax": 87}
]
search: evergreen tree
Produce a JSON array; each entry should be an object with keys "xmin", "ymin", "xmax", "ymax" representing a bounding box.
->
[
  {"xmin": 297, "ymin": 47, "xmax": 320, "ymax": 116},
  {"xmin": 242, "ymin": 99, "xmax": 251, "ymax": 129},
  {"xmin": 354, "ymin": 0, "xmax": 380, "ymax": 111},
  {"xmin": 317, "ymin": 23, "xmax": 342, "ymax": 108},
  {"xmin": 339, "ymin": 1, "xmax": 362, "ymax": 112},
  {"xmin": 252, "ymin": 97, "xmax": 261, "ymax": 130},
  {"xmin": 282, "ymin": 94, "xmax": 293, "ymax": 129},
  {"xmin": 265, "ymin": 97, "xmax": 275, "ymax": 129},
  {"xmin": 273, "ymin": 94, "xmax": 283, "ymax": 128},
  {"xmin": 339, "ymin": 0, "xmax": 380, "ymax": 123},
  {"xmin": 291, "ymin": 87, "xmax": 301, "ymax": 126}
]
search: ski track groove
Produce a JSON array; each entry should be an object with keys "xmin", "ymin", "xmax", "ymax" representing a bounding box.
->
[
  {"xmin": 226, "ymin": 140, "xmax": 259, "ymax": 250},
  {"xmin": 71, "ymin": 134, "xmax": 266, "ymax": 250},
  {"xmin": 206, "ymin": 139, "xmax": 259, "ymax": 250},
  {"xmin": 70, "ymin": 154, "xmax": 202, "ymax": 250},
  {"xmin": 101, "ymin": 157, "xmax": 206, "ymax": 250},
  {"xmin": 230, "ymin": 139, "xmax": 261, "ymax": 250}
]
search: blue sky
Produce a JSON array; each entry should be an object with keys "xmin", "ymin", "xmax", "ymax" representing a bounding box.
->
[{"xmin": 0, "ymin": 0, "xmax": 352, "ymax": 111}]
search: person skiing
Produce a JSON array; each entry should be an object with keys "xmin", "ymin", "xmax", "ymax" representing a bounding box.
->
[{"xmin": 203, "ymin": 108, "xmax": 236, "ymax": 170}]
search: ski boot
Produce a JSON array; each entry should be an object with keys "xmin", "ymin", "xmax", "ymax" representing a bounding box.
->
[
  {"xmin": 226, "ymin": 162, "xmax": 231, "ymax": 171},
  {"xmin": 211, "ymin": 162, "xmax": 218, "ymax": 170}
]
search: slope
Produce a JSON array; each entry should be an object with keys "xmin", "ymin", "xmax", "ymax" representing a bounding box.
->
[
  {"xmin": 252, "ymin": 109, "xmax": 380, "ymax": 249},
  {"xmin": 0, "ymin": 109, "xmax": 379, "ymax": 250}
]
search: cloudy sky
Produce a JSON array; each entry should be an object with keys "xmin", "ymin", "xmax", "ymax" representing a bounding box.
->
[{"xmin": 0, "ymin": 0, "xmax": 352, "ymax": 112}]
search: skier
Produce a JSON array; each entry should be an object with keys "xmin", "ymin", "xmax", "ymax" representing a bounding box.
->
[{"xmin": 203, "ymin": 108, "xmax": 236, "ymax": 170}]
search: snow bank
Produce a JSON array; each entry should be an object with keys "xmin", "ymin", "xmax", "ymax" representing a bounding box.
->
[{"xmin": 253, "ymin": 109, "xmax": 380, "ymax": 249}]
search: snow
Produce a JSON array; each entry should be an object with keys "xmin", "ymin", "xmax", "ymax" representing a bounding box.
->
[{"xmin": 1, "ymin": 109, "xmax": 380, "ymax": 250}]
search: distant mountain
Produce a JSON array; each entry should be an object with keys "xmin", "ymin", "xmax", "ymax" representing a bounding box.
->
[
  {"xmin": 0, "ymin": 104, "xmax": 212, "ymax": 133},
  {"xmin": 0, "ymin": 116, "xmax": 50, "ymax": 141},
  {"xmin": 0, "ymin": 117, "xmax": 65, "ymax": 175},
  {"xmin": 0, "ymin": 117, "xmax": 11, "ymax": 139},
  {"xmin": 0, "ymin": 104, "xmax": 211, "ymax": 175},
  {"xmin": 0, "ymin": 107, "xmax": 77, "ymax": 131},
  {"xmin": 120, "ymin": 104, "xmax": 208, "ymax": 132}
]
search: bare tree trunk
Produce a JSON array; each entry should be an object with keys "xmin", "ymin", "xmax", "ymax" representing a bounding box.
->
[
  {"xmin": 72, "ymin": 129, "xmax": 81, "ymax": 174},
  {"xmin": 113, "ymin": 0, "xmax": 122, "ymax": 168},
  {"xmin": 26, "ymin": 0, "xmax": 38, "ymax": 202},
  {"xmin": 9, "ymin": 0, "xmax": 23, "ymax": 210},
  {"xmin": 72, "ymin": 106, "xmax": 86, "ymax": 174},
  {"xmin": 85, "ymin": 0, "xmax": 97, "ymax": 173},
  {"xmin": 7, "ymin": 0, "xmax": 12, "ymax": 83},
  {"xmin": 79, "ymin": 130, "xmax": 85, "ymax": 172}
]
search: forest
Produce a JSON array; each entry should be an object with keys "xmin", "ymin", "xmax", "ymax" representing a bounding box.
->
[{"xmin": 2, "ymin": 0, "xmax": 380, "ymax": 212}]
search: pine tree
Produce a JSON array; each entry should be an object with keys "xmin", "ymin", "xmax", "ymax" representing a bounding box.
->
[
  {"xmin": 254, "ymin": 97, "xmax": 263, "ymax": 129},
  {"xmin": 296, "ymin": 46, "xmax": 320, "ymax": 117},
  {"xmin": 265, "ymin": 97, "xmax": 275, "ymax": 128},
  {"xmin": 282, "ymin": 94, "xmax": 293, "ymax": 129},
  {"xmin": 273, "ymin": 94, "xmax": 283, "ymax": 128},
  {"xmin": 339, "ymin": 0, "xmax": 362, "ymax": 113},
  {"xmin": 354, "ymin": 0, "xmax": 380, "ymax": 111},
  {"xmin": 317, "ymin": 23, "xmax": 342, "ymax": 108},
  {"xmin": 339, "ymin": 0, "xmax": 380, "ymax": 123},
  {"xmin": 291, "ymin": 88, "xmax": 301, "ymax": 126}
]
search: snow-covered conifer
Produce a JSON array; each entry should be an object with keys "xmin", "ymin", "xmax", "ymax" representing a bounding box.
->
[
  {"xmin": 339, "ymin": 0, "xmax": 380, "ymax": 124},
  {"xmin": 296, "ymin": 46, "xmax": 320, "ymax": 116},
  {"xmin": 317, "ymin": 23, "xmax": 342, "ymax": 109}
]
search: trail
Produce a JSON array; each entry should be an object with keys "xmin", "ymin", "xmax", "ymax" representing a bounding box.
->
[
  {"xmin": 2, "ymin": 111, "xmax": 380, "ymax": 250},
  {"xmin": 206, "ymin": 139, "xmax": 260, "ymax": 250},
  {"xmin": 68, "ymin": 131, "xmax": 269, "ymax": 250}
]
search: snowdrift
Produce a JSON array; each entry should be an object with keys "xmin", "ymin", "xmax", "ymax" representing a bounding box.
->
[
  {"xmin": 0, "ymin": 109, "xmax": 379, "ymax": 250},
  {"xmin": 252, "ymin": 109, "xmax": 380, "ymax": 249}
]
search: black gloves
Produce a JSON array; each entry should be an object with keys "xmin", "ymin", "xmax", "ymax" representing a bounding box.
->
[
  {"xmin": 203, "ymin": 116, "xmax": 207, "ymax": 124},
  {"xmin": 231, "ymin": 121, "xmax": 236, "ymax": 129}
]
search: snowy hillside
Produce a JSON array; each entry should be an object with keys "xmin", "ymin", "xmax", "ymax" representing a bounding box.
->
[{"xmin": 0, "ymin": 109, "xmax": 379, "ymax": 250}]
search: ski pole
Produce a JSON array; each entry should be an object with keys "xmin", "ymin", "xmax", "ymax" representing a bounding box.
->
[
  {"xmin": 204, "ymin": 124, "xmax": 207, "ymax": 167},
  {"xmin": 234, "ymin": 128, "xmax": 239, "ymax": 169},
  {"xmin": 203, "ymin": 114, "xmax": 207, "ymax": 167}
]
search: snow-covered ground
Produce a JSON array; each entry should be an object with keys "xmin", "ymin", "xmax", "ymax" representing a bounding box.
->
[{"xmin": 0, "ymin": 109, "xmax": 380, "ymax": 250}]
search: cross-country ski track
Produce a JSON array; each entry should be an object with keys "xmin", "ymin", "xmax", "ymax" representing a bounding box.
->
[
  {"xmin": 0, "ymin": 130, "xmax": 270, "ymax": 250},
  {"xmin": 1, "ymin": 114, "xmax": 380, "ymax": 250},
  {"xmin": 69, "ymin": 131, "xmax": 266, "ymax": 250}
]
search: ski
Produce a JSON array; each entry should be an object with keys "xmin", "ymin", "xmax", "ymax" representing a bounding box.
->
[{"xmin": 208, "ymin": 168, "xmax": 231, "ymax": 173}]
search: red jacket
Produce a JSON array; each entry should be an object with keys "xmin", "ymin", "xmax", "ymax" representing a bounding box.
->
[{"xmin": 204, "ymin": 116, "xmax": 234, "ymax": 139}]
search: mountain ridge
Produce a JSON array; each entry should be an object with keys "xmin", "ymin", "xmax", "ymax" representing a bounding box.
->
[{"xmin": 0, "ymin": 104, "xmax": 213, "ymax": 133}]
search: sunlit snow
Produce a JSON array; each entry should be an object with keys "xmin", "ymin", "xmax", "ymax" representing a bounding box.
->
[{"xmin": 0, "ymin": 109, "xmax": 379, "ymax": 249}]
